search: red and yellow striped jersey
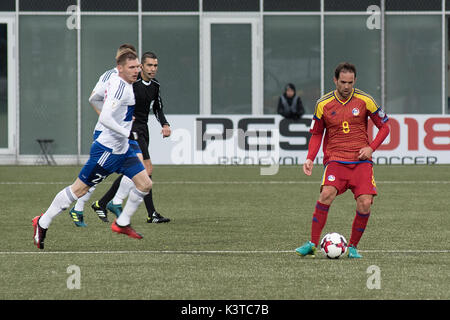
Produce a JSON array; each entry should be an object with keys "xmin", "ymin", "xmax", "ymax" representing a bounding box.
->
[{"xmin": 310, "ymin": 88, "xmax": 389, "ymax": 164}]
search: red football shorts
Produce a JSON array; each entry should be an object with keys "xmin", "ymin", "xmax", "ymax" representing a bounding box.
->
[{"xmin": 320, "ymin": 161, "xmax": 377, "ymax": 199}]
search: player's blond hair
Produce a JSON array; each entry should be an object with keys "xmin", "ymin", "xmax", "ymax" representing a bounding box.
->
[
  {"xmin": 115, "ymin": 44, "xmax": 136, "ymax": 60},
  {"xmin": 116, "ymin": 49, "xmax": 138, "ymax": 66}
]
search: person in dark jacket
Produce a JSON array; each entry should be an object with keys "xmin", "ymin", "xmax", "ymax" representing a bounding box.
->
[{"xmin": 277, "ymin": 83, "xmax": 305, "ymax": 120}]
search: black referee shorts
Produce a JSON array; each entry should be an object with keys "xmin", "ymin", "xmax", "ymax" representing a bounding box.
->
[{"xmin": 136, "ymin": 127, "xmax": 150, "ymax": 160}]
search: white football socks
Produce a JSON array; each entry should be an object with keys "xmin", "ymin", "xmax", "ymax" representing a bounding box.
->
[
  {"xmin": 39, "ymin": 186, "xmax": 78, "ymax": 229},
  {"xmin": 74, "ymin": 185, "xmax": 96, "ymax": 211},
  {"xmin": 116, "ymin": 187, "xmax": 148, "ymax": 227},
  {"xmin": 112, "ymin": 175, "xmax": 135, "ymax": 205}
]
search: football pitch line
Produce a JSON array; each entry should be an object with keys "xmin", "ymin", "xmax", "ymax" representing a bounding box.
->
[
  {"xmin": 1, "ymin": 180, "xmax": 449, "ymax": 185},
  {"xmin": 1, "ymin": 249, "xmax": 449, "ymax": 255}
]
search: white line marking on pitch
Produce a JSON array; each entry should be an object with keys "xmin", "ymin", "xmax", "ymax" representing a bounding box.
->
[
  {"xmin": 0, "ymin": 181, "xmax": 449, "ymax": 185},
  {"xmin": 0, "ymin": 250, "xmax": 449, "ymax": 255}
]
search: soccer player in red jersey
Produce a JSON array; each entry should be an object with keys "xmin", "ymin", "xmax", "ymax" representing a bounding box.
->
[{"xmin": 295, "ymin": 62, "xmax": 390, "ymax": 258}]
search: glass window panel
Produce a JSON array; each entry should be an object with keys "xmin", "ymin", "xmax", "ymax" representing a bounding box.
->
[
  {"xmin": 386, "ymin": 15, "xmax": 441, "ymax": 114},
  {"xmin": 264, "ymin": 0, "xmax": 320, "ymax": 12},
  {"xmin": 80, "ymin": 0, "xmax": 138, "ymax": 11},
  {"xmin": 81, "ymin": 16, "xmax": 138, "ymax": 154},
  {"xmin": 19, "ymin": 16, "xmax": 77, "ymax": 155},
  {"xmin": 325, "ymin": 0, "xmax": 380, "ymax": 11},
  {"xmin": 203, "ymin": 0, "xmax": 259, "ymax": 12},
  {"xmin": 386, "ymin": 0, "xmax": 441, "ymax": 11},
  {"xmin": 211, "ymin": 24, "xmax": 252, "ymax": 114},
  {"xmin": 19, "ymin": 0, "xmax": 74, "ymax": 11},
  {"xmin": 264, "ymin": 16, "xmax": 320, "ymax": 114},
  {"xmin": 0, "ymin": 0, "xmax": 15, "ymax": 11},
  {"xmin": 142, "ymin": 16, "xmax": 199, "ymax": 114},
  {"xmin": 447, "ymin": 16, "xmax": 450, "ymax": 114},
  {"xmin": 324, "ymin": 16, "xmax": 381, "ymax": 104},
  {"xmin": 0, "ymin": 24, "xmax": 7, "ymax": 148},
  {"xmin": 142, "ymin": 0, "xmax": 199, "ymax": 11}
]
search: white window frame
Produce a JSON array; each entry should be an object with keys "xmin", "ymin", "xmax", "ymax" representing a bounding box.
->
[
  {"xmin": 0, "ymin": 16, "xmax": 17, "ymax": 155},
  {"xmin": 200, "ymin": 15, "xmax": 263, "ymax": 115}
]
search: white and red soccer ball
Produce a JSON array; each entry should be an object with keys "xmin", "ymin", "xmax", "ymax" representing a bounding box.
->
[{"xmin": 320, "ymin": 233, "xmax": 348, "ymax": 259}]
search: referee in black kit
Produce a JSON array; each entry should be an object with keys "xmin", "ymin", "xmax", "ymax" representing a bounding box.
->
[{"xmin": 92, "ymin": 51, "xmax": 172, "ymax": 224}]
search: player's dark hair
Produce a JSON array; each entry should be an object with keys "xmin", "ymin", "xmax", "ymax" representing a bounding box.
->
[
  {"xmin": 116, "ymin": 49, "xmax": 138, "ymax": 66},
  {"xmin": 141, "ymin": 51, "xmax": 158, "ymax": 63},
  {"xmin": 334, "ymin": 62, "xmax": 357, "ymax": 79}
]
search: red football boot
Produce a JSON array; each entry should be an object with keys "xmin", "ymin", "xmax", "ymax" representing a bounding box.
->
[
  {"xmin": 111, "ymin": 220, "xmax": 143, "ymax": 239},
  {"xmin": 32, "ymin": 214, "xmax": 47, "ymax": 249}
]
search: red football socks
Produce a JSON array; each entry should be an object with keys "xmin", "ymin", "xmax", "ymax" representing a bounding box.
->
[
  {"xmin": 310, "ymin": 201, "xmax": 330, "ymax": 246},
  {"xmin": 349, "ymin": 211, "xmax": 371, "ymax": 247}
]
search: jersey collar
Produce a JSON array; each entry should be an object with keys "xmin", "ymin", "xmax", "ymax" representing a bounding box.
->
[{"xmin": 334, "ymin": 89, "xmax": 354, "ymax": 105}]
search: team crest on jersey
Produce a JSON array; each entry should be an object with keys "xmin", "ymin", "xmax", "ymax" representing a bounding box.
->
[
  {"xmin": 327, "ymin": 175, "xmax": 336, "ymax": 182},
  {"xmin": 352, "ymin": 108, "xmax": 360, "ymax": 116},
  {"xmin": 378, "ymin": 109, "xmax": 385, "ymax": 118}
]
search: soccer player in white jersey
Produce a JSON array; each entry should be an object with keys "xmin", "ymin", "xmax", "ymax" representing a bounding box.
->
[
  {"xmin": 33, "ymin": 49, "xmax": 152, "ymax": 249},
  {"xmin": 68, "ymin": 44, "xmax": 138, "ymax": 227}
]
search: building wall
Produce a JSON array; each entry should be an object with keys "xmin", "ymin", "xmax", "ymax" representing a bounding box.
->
[{"xmin": 0, "ymin": 0, "xmax": 448, "ymax": 162}]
